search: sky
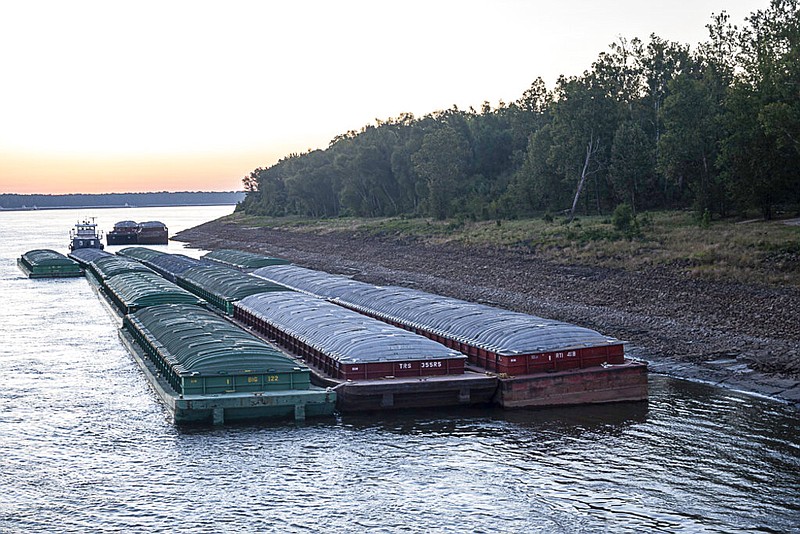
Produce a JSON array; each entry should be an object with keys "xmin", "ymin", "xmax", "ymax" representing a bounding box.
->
[{"xmin": 0, "ymin": 0, "xmax": 770, "ymax": 194}]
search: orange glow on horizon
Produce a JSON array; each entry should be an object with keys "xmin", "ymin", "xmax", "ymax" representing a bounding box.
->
[{"xmin": 0, "ymin": 149, "xmax": 290, "ymax": 195}]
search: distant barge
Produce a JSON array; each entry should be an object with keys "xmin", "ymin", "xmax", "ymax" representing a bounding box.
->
[
  {"xmin": 107, "ymin": 220, "xmax": 168, "ymax": 246},
  {"xmin": 17, "ymin": 249, "xmax": 83, "ymax": 278}
]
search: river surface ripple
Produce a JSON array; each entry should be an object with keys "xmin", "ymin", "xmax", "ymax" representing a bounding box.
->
[{"xmin": 0, "ymin": 207, "xmax": 798, "ymax": 533}]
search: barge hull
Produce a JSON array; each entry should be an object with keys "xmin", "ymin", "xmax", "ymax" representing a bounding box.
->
[
  {"xmin": 330, "ymin": 373, "xmax": 498, "ymax": 412},
  {"xmin": 107, "ymin": 234, "xmax": 138, "ymax": 246},
  {"xmin": 234, "ymin": 315, "xmax": 497, "ymax": 412},
  {"xmin": 496, "ymin": 360, "xmax": 648, "ymax": 408},
  {"xmin": 17, "ymin": 258, "xmax": 84, "ymax": 278}
]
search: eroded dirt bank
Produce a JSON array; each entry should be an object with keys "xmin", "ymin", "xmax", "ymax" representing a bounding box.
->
[{"xmin": 175, "ymin": 219, "xmax": 800, "ymax": 406}]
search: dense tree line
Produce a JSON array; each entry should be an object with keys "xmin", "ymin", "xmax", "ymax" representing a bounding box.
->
[{"xmin": 240, "ymin": 1, "xmax": 799, "ymax": 221}]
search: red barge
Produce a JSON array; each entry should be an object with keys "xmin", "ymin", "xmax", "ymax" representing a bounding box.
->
[
  {"xmin": 234, "ymin": 291, "xmax": 497, "ymax": 411},
  {"xmin": 251, "ymin": 265, "xmax": 648, "ymax": 408}
]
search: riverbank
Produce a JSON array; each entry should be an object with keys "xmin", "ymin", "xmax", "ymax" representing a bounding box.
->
[{"xmin": 174, "ymin": 217, "xmax": 800, "ymax": 407}]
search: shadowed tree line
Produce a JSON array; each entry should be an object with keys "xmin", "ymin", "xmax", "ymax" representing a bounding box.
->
[
  {"xmin": 0, "ymin": 192, "xmax": 245, "ymax": 210},
  {"xmin": 240, "ymin": 1, "xmax": 799, "ymax": 221}
]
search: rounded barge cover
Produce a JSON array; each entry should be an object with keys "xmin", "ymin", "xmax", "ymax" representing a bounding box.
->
[
  {"xmin": 68, "ymin": 247, "xmax": 113, "ymax": 266},
  {"xmin": 124, "ymin": 303, "xmax": 310, "ymax": 395},
  {"xmin": 90, "ymin": 255, "xmax": 156, "ymax": 280},
  {"xmin": 117, "ymin": 246, "xmax": 169, "ymax": 262},
  {"xmin": 18, "ymin": 249, "xmax": 83, "ymax": 277},
  {"xmin": 202, "ymin": 249, "xmax": 290, "ymax": 270},
  {"xmin": 252, "ymin": 264, "xmax": 623, "ymax": 358},
  {"xmin": 103, "ymin": 271, "xmax": 206, "ymax": 313},
  {"xmin": 236, "ymin": 291, "xmax": 466, "ymax": 380},
  {"xmin": 177, "ymin": 264, "xmax": 290, "ymax": 314}
]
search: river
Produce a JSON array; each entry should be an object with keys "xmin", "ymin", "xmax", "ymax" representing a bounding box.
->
[{"xmin": 0, "ymin": 206, "xmax": 797, "ymax": 533}]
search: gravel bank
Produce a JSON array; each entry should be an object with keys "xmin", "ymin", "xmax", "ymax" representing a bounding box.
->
[{"xmin": 175, "ymin": 219, "xmax": 800, "ymax": 407}]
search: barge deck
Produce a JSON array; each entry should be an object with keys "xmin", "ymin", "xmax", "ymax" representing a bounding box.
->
[
  {"xmin": 18, "ymin": 249, "xmax": 83, "ymax": 278},
  {"xmin": 119, "ymin": 329, "xmax": 335, "ymax": 424}
]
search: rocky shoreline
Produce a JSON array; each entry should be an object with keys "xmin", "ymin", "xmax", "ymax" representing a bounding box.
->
[{"xmin": 174, "ymin": 219, "xmax": 800, "ymax": 407}]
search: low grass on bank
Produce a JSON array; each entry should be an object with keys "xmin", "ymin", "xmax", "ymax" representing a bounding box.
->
[{"xmin": 224, "ymin": 211, "xmax": 800, "ymax": 287}]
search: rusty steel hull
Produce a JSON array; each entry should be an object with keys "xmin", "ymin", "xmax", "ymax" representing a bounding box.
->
[{"xmin": 495, "ymin": 360, "xmax": 649, "ymax": 408}]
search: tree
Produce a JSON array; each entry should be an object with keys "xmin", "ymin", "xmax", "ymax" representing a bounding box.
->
[
  {"xmin": 719, "ymin": 0, "xmax": 800, "ymax": 218},
  {"xmin": 659, "ymin": 72, "xmax": 724, "ymax": 214},
  {"xmin": 412, "ymin": 125, "xmax": 471, "ymax": 219},
  {"xmin": 609, "ymin": 120, "xmax": 653, "ymax": 212},
  {"xmin": 548, "ymin": 75, "xmax": 621, "ymax": 218},
  {"xmin": 509, "ymin": 124, "xmax": 565, "ymax": 214}
]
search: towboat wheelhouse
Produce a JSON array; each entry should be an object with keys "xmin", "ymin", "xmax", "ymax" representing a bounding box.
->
[{"xmin": 69, "ymin": 218, "xmax": 104, "ymax": 251}]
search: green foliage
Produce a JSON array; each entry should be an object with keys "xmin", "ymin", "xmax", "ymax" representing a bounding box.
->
[
  {"xmin": 612, "ymin": 203, "xmax": 635, "ymax": 231},
  {"xmin": 239, "ymin": 1, "xmax": 799, "ymax": 224},
  {"xmin": 611, "ymin": 203, "xmax": 642, "ymax": 239},
  {"xmin": 700, "ymin": 209, "xmax": 712, "ymax": 228}
]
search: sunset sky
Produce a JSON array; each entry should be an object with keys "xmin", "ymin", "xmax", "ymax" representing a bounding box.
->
[{"xmin": 0, "ymin": 1, "xmax": 768, "ymax": 194}]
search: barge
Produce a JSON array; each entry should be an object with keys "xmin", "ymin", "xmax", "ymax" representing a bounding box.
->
[
  {"xmin": 121, "ymin": 304, "xmax": 335, "ymax": 424},
  {"xmin": 100, "ymin": 249, "xmax": 646, "ymax": 412},
  {"xmin": 106, "ymin": 221, "xmax": 169, "ymax": 246},
  {"xmin": 136, "ymin": 221, "xmax": 168, "ymax": 245},
  {"xmin": 17, "ymin": 249, "xmax": 83, "ymax": 278},
  {"xmin": 103, "ymin": 271, "xmax": 207, "ymax": 314},
  {"xmin": 68, "ymin": 247, "xmax": 112, "ymax": 266},
  {"xmin": 71, "ymin": 248, "xmax": 334, "ymax": 424},
  {"xmin": 176, "ymin": 264, "xmax": 289, "ymax": 315},
  {"xmin": 202, "ymin": 249, "xmax": 290, "ymax": 271},
  {"xmin": 117, "ymin": 247, "xmax": 202, "ymax": 282},
  {"xmin": 87, "ymin": 255, "xmax": 156, "ymax": 281},
  {"xmin": 234, "ymin": 291, "xmax": 497, "ymax": 411},
  {"xmin": 106, "ymin": 220, "xmax": 139, "ymax": 245},
  {"xmin": 251, "ymin": 264, "xmax": 648, "ymax": 408}
]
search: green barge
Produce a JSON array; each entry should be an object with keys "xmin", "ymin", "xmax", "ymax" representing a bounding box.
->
[
  {"xmin": 17, "ymin": 249, "xmax": 83, "ymax": 278},
  {"xmin": 121, "ymin": 304, "xmax": 336, "ymax": 424},
  {"xmin": 202, "ymin": 248, "xmax": 290, "ymax": 271},
  {"xmin": 77, "ymin": 257, "xmax": 336, "ymax": 425}
]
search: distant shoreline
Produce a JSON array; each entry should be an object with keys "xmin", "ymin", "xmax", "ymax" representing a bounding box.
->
[
  {"xmin": 0, "ymin": 202, "xmax": 239, "ymax": 211},
  {"xmin": 0, "ymin": 191, "xmax": 245, "ymax": 211}
]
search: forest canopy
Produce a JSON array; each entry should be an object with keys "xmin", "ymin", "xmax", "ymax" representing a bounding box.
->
[{"xmin": 239, "ymin": 0, "xmax": 799, "ymax": 221}]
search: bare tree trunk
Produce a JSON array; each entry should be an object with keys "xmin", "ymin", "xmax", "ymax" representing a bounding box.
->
[{"xmin": 569, "ymin": 137, "xmax": 598, "ymax": 222}]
